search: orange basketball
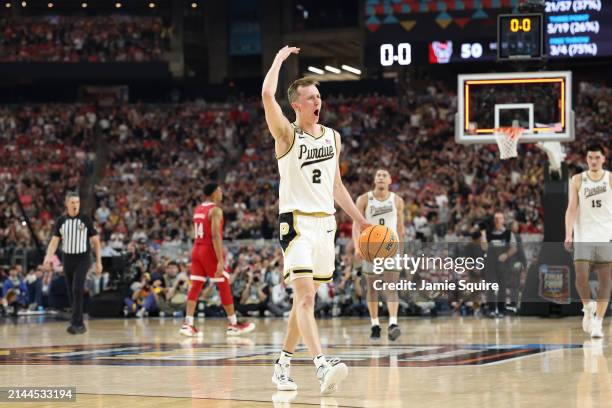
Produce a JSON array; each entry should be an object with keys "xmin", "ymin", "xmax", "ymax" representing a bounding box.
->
[{"xmin": 358, "ymin": 225, "xmax": 399, "ymax": 263}]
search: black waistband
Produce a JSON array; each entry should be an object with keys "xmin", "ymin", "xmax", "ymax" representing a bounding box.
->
[{"xmin": 63, "ymin": 252, "xmax": 91, "ymax": 259}]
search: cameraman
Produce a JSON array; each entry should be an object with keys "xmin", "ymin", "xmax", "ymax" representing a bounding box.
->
[
  {"xmin": 237, "ymin": 268, "xmax": 269, "ymax": 317},
  {"xmin": 480, "ymin": 212, "xmax": 517, "ymax": 318},
  {"xmin": 156, "ymin": 261, "xmax": 189, "ymax": 316}
]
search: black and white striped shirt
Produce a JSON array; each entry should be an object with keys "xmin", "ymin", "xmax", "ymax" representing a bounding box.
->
[{"xmin": 52, "ymin": 214, "xmax": 97, "ymax": 255}]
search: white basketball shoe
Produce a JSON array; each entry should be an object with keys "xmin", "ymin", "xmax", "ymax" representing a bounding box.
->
[
  {"xmin": 316, "ymin": 358, "xmax": 348, "ymax": 396},
  {"xmin": 582, "ymin": 301, "xmax": 596, "ymax": 333}
]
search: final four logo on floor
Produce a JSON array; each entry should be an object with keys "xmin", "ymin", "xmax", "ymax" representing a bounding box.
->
[{"xmin": 0, "ymin": 343, "xmax": 581, "ymax": 367}]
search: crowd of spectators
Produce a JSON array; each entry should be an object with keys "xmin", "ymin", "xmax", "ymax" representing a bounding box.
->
[
  {"xmin": 0, "ymin": 15, "xmax": 171, "ymax": 62},
  {"xmin": 0, "ymin": 80, "xmax": 610, "ymax": 317}
]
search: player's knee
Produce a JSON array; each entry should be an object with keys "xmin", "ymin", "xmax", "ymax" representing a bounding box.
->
[
  {"xmin": 299, "ymin": 291, "xmax": 316, "ymax": 309},
  {"xmin": 187, "ymin": 280, "xmax": 204, "ymax": 302}
]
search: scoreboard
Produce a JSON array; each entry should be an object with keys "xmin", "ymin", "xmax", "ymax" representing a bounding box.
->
[
  {"xmin": 497, "ymin": 14, "xmax": 544, "ymax": 60},
  {"xmin": 365, "ymin": 0, "xmax": 612, "ymax": 66}
]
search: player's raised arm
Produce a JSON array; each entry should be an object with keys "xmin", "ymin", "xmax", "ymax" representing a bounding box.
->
[
  {"xmin": 261, "ymin": 46, "xmax": 299, "ymax": 145},
  {"xmin": 332, "ymin": 130, "xmax": 369, "ymax": 231},
  {"xmin": 564, "ymin": 174, "xmax": 581, "ymax": 251}
]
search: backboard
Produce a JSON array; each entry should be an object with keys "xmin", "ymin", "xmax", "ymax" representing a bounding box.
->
[{"xmin": 456, "ymin": 71, "xmax": 574, "ymax": 144}]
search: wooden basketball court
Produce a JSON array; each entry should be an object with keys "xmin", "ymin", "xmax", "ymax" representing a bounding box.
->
[{"xmin": 0, "ymin": 317, "xmax": 609, "ymax": 407}]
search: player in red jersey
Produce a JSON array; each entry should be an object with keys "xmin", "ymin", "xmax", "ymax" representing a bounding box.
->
[{"xmin": 180, "ymin": 183, "xmax": 255, "ymax": 337}]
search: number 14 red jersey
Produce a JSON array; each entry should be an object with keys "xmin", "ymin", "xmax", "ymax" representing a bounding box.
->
[{"xmin": 193, "ymin": 202, "xmax": 223, "ymax": 245}]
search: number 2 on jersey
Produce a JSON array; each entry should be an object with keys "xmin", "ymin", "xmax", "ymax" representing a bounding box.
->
[
  {"xmin": 194, "ymin": 222, "xmax": 205, "ymax": 239},
  {"xmin": 312, "ymin": 169, "xmax": 321, "ymax": 184}
]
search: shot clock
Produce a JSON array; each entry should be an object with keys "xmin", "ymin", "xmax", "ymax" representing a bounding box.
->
[{"xmin": 497, "ymin": 13, "xmax": 544, "ymax": 60}]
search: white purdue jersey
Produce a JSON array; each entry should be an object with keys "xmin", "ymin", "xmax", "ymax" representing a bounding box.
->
[
  {"xmin": 575, "ymin": 170, "xmax": 612, "ymax": 242},
  {"xmin": 277, "ymin": 123, "xmax": 337, "ymax": 214},
  {"xmin": 365, "ymin": 191, "xmax": 398, "ymax": 235}
]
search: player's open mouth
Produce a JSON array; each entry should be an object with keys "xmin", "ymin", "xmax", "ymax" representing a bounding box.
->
[{"xmin": 314, "ymin": 109, "xmax": 319, "ymax": 116}]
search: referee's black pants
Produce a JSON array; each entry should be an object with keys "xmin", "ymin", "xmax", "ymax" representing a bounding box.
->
[
  {"xmin": 64, "ymin": 254, "xmax": 91, "ymax": 327},
  {"xmin": 485, "ymin": 259, "xmax": 508, "ymax": 314}
]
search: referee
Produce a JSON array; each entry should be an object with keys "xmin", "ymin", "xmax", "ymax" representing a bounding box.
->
[
  {"xmin": 43, "ymin": 192, "xmax": 102, "ymax": 334},
  {"xmin": 480, "ymin": 211, "xmax": 517, "ymax": 318}
]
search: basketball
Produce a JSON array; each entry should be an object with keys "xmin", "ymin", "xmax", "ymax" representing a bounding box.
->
[{"xmin": 358, "ymin": 225, "xmax": 399, "ymax": 263}]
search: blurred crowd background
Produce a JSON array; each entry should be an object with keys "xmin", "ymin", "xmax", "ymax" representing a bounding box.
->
[
  {"xmin": 0, "ymin": 15, "xmax": 171, "ymax": 62},
  {"xmin": 1, "ymin": 79, "xmax": 609, "ymax": 318}
]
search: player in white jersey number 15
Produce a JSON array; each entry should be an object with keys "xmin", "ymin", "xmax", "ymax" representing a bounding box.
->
[
  {"xmin": 262, "ymin": 45, "xmax": 370, "ymax": 395},
  {"xmin": 565, "ymin": 142, "xmax": 612, "ymax": 339}
]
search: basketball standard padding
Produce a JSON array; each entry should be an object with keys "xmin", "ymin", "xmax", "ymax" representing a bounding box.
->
[{"xmin": 358, "ymin": 225, "xmax": 399, "ymax": 263}]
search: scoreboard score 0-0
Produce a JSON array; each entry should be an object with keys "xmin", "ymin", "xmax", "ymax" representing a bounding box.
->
[{"xmin": 497, "ymin": 13, "xmax": 544, "ymax": 60}]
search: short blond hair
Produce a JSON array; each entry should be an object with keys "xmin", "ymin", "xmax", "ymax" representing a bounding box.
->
[{"xmin": 287, "ymin": 77, "xmax": 319, "ymax": 104}]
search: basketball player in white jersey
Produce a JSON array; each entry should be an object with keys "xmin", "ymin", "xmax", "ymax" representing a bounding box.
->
[
  {"xmin": 354, "ymin": 169, "xmax": 405, "ymax": 341},
  {"xmin": 262, "ymin": 46, "xmax": 370, "ymax": 395},
  {"xmin": 565, "ymin": 143, "xmax": 612, "ymax": 338}
]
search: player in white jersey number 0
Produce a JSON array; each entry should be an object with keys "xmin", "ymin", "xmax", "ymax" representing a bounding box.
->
[
  {"xmin": 354, "ymin": 169, "xmax": 405, "ymax": 341},
  {"xmin": 262, "ymin": 45, "xmax": 370, "ymax": 396},
  {"xmin": 565, "ymin": 142, "xmax": 612, "ymax": 339}
]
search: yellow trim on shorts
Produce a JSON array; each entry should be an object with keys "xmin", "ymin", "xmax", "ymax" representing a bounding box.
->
[
  {"xmin": 283, "ymin": 268, "xmax": 333, "ymax": 284},
  {"xmin": 293, "ymin": 210, "xmax": 334, "ymax": 218},
  {"xmin": 574, "ymin": 259, "xmax": 612, "ymax": 265},
  {"xmin": 283, "ymin": 267, "xmax": 313, "ymax": 282}
]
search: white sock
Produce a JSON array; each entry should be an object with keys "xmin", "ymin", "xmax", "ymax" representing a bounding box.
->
[
  {"xmin": 228, "ymin": 314, "xmax": 237, "ymax": 325},
  {"xmin": 593, "ymin": 317, "xmax": 603, "ymax": 324},
  {"xmin": 185, "ymin": 316, "xmax": 194, "ymax": 326},
  {"xmin": 389, "ymin": 316, "xmax": 397, "ymax": 326},
  {"xmin": 371, "ymin": 318, "xmax": 379, "ymax": 327},
  {"xmin": 313, "ymin": 354, "xmax": 327, "ymax": 369},
  {"xmin": 278, "ymin": 350, "xmax": 292, "ymax": 365}
]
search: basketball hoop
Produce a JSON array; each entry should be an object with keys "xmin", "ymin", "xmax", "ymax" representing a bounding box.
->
[{"xmin": 494, "ymin": 126, "xmax": 524, "ymax": 160}]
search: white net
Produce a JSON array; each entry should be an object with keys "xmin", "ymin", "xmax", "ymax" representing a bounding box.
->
[{"xmin": 494, "ymin": 126, "xmax": 524, "ymax": 159}]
